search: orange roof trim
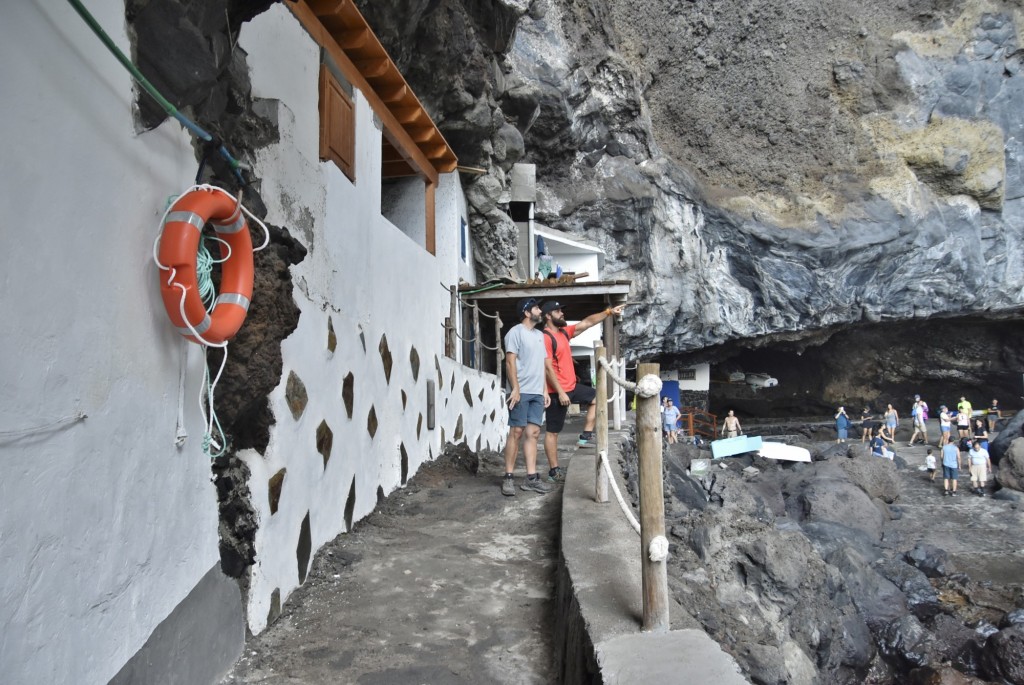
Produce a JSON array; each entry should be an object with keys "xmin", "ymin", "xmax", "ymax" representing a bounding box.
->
[{"xmin": 303, "ymin": 0, "xmax": 458, "ymax": 174}]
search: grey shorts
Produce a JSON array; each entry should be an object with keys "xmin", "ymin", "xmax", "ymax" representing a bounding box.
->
[{"xmin": 508, "ymin": 394, "xmax": 545, "ymax": 427}]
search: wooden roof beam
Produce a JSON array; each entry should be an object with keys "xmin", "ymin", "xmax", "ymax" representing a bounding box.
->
[
  {"xmin": 379, "ymin": 84, "xmax": 408, "ymax": 104},
  {"xmin": 392, "ymin": 106, "xmax": 426, "ymax": 125},
  {"xmin": 382, "ymin": 161, "xmax": 418, "ymax": 177},
  {"xmin": 290, "ymin": 0, "xmax": 451, "ymax": 181},
  {"xmin": 421, "ymin": 143, "xmax": 449, "ymax": 160},
  {"xmin": 337, "ymin": 28, "xmax": 371, "ymax": 50},
  {"xmin": 408, "ymin": 127, "xmax": 437, "ymax": 143},
  {"xmin": 354, "ymin": 57, "xmax": 391, "ymax": 78}
]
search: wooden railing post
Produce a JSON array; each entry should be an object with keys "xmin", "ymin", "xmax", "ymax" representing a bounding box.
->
[
  {"xmin": 494, "ymin": 315, "xmax": 503, "ymax": 375},
  {"xmin": 472, "ymin": 305, "xmax": 482, "ymax": 370},
  {"xmin": 594, "ymin": 344, "xmax": 609, "ymax": 503},
  {"xmin": 636, "ymin": 362, "xmax": 669, "ymax": 632},
  {"xmin": 618, "ymin": 359, "xmax": 627, "ymax": 427},
  {"xmin": 612, "ymin": 357, "xmax": 622, "ymax": 431},
  {"xmin": 448, "ymin": 285, "xmax": 458, "ymax": 361}
]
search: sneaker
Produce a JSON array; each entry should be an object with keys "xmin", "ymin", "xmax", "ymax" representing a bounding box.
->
[
  {"xmin": 546, "ymin": 467, "xmax": 566, "ymax": 484},
  {"xmin": 577, "ymin": 433, "xmax": 594, "ymax": 447},
  {"xmin": 943, "ymin": 490, "xmax": 950, "ymax": 496},
  {"xmin": 950, "ymin": 491, "xmax": 957, "ymax": 497},
  {"xmin": 521, "ymin": 476, "xmax": 553, "ymax": 494},
  {"xmin": 501, "ymin": 477, "xmax": 516, "ymax": 497}
]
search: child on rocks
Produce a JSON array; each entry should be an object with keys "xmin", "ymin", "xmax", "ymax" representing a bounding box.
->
[{"xmin": 925, "ymin": 448, "xmax": 936, "ymax": 481}]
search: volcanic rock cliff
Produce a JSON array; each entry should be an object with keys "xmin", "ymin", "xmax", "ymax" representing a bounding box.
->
[{"xmin": 356, "ymin": 0, "xmax": 1024, "ymax": 409}]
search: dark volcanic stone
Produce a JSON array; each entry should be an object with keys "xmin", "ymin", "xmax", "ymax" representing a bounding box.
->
[
  {"xmin": 927, "ymin": 614, "xmax": 986, "ymax": 672},
  {"xmin": 905, "ymin": 543, "xmax": 954, "ymax": 579},
  {"xmin": 875, "ymin": 558, "xmax": 942, "ymax": 620},
  {"xmin": 995, "ymin": 437, "xmax": 1024, "ymax": 491},
  {"xmin": 1001, "ymin": 608, "xmax": 1024, "ymax": 629},
  {"xmin": 878, "ymin": 614, "xmax": 936, "ymax": 671},
  {"xmin": 991, "ymin": 412, "xmax": 1024, "ymax": 464},
  {"xmin": 981, "ymin": 625, "xmax": 1024, "ymax": 684}
]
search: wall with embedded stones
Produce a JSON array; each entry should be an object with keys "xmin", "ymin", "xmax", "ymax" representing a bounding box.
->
[
  {"xmin": 234, "ymin": 7, "xmax": 505, "ymax": 635},
  {"xmin": 0, "ymin": 1, "xmax": 505, "ymax": 682}
]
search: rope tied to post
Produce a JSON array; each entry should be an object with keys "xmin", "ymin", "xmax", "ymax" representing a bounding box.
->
[
  {"xmin": 596, "ymin": 450, "xmax": 673, "ymax": 563},
  {"xmin": 598, "ymin": 357, "xmax": 662, "ymax": 398}
]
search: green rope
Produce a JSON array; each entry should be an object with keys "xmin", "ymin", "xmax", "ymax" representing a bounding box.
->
[{"xmin": 65, "ymin": 0, "xmax": 247, "ymax": 183}]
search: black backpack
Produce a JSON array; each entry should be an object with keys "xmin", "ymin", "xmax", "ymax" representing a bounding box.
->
[{"xmin": 543, "ymin": 328, "xmax": 581, "ymax": 383}]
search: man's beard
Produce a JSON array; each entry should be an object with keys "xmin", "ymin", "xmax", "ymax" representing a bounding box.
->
[
  {"xmin": 530, "ymin": 312, "xmax": 543, "ymax": 324},
  {"xmin": 551, "ymin": 315, "xmax": 567, "ymax": 328}
]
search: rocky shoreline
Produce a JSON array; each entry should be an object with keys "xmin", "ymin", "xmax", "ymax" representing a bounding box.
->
[{"xmin": 620, "ymin": 419, "xmax": 1024, "ymax": 684}]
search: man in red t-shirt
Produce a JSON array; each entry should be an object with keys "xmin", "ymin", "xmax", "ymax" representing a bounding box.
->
[{"xmin": 539, "ymin": 300, "xmax": 625, "ymax": 483}]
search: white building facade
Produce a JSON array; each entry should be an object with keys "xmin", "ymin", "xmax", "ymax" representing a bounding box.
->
[{"xmin": 0, "ymin": 2, "xmax": 505, "ymax": 683}]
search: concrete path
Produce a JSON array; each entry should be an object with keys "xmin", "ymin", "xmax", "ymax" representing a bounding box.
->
[{"xmin": 222, "ymin": 418, "xmax": 591, "ymax": 684}]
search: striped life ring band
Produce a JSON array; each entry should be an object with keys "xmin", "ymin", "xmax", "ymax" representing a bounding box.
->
[{"xmin": 157, "ymin": 187, "xmax": 254, "ymax": 345}]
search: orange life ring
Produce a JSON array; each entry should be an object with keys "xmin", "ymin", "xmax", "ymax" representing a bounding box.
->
[{"xmin": 158, "ymin": 188, "xmax": 254, "ymax": 345}]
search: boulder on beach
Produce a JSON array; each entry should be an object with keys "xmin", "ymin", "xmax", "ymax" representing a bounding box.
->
[{"xmin": 994, "ymin": 437, "xmax": 1024, "ymax": 492}]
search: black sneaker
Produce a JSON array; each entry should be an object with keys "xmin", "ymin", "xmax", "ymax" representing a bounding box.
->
[
  {"xmin": 943, "ymin": 490, "xmax": 950, "ymax": 496},
  {"xmin": 950, "ymin": 491, "xmax": 957, "ymax": 497},
  {"xmin": 520, "ymin": 476, "xmax": 553, "ymax": 494},
  {"xmin": 577, "ymin": 433, "xmax": 594, "ymax": 447},
  {"xmin": 546, "ymin": 467, "xmax": 566, "ymax": 484}
]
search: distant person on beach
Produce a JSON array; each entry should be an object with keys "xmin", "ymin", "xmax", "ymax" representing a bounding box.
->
[
  {"xmin": 941, "ymin": 439, "xmax": 961, "ymax": 496},
  {"xmin": 663, "ymin": 399, "xmax": 681, "ymax": 444},
  {"xmin": 860, "ymin": 406, "xmax": 874, "ymax": 443},
  {"xmin": 957, "ymin": 396, "xmax": 973, "ymax": 417},
  {"xmin": 939, "ymin": 405, "xmax": 952, "ymax": 446},
  {"xmin": 925, "ymin": 448, "xmax": 936, "ymax": 481},
  {"xmin": 909, "ymin": 395, "xmax": 929, "ymax": 446},
  {"xmin": 870, "ymin": 429, "xmax": 892, "ymax": 459},
  {"xmin": 988, "ymin": 399, "xmax": 1000, "ymax": 433},
  {"xmin": 501, "ymin": 298, "xmax": 552, "ymax": 497},
  {"xmin": 968, "ymin": 440, "xmax": 992, "ymax": 496},
  {"xmin": 722, "ymin": 410, "xmax": 742, "ymax": 438},
  {"xmin": 956, "ymin": 404, "xmax": 971, "ymax": 440},
  {"xmin": 539, "ymin": 300, "xmax": 624, "ymax": 481},
  {"xmin": 835, "ymin": 406, "xmax": 850, "ymax": 444},
  {"xmin": 972, "ymin": 418, "xmax": 990, "ymax": 450},
  {"xmin": 882, "ymin": 403, "xmax": 899, "ymax": 442}
]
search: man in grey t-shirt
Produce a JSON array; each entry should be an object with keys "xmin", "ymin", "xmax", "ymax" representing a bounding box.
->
[{"xmin": 502, "ymin": 298, "xmax": 552, "ymax": 496}]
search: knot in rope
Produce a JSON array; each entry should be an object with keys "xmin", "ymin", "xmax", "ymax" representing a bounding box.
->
[
  {"xmin": 635, "ymin": 374, "xmax": 662, "ymax": 398},
  {"xmin": 648, "ymin": 535, "xmax": 670, "ymax": 562}
]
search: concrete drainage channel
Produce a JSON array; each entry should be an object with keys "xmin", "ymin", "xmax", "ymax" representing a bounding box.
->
[{"xmin": 554, "ymin": 424, "xmax": 749, "ymax": 684}]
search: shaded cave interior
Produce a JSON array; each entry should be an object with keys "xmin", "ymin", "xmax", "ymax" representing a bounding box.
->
[{"xmin": 666, "ymin": 317, "xmax": 1024, "ymax": 419}]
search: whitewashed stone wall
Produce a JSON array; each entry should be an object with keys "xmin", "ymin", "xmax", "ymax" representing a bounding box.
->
[{"xmin": 0, "ymin": 1, "xmax": 505, "ymax": 681}]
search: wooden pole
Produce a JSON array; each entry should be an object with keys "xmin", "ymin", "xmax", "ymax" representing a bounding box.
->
[
  {"xmin": 620, "ymin": 359, "xmax": 628, "ymax": 424},
  {"xmin": 637, "ymin": 362, "xmax": 669, "ymax": 632},
  {"xmin": 491, "ymin": 315, "xmax": 499, "ymax": 374},
  {"xmin": 612, "ymin": 357, "xmax": 622, "ymax": 431},
  {"xmin": 594, "ymin": 344, "xmax": 609, "ymax": 503},
  {"xmin": 472, "ymin": 305, "xmax": 482, "ymax": 370},
  {"xmin": 448, "ymin": 285, "xmax": 458, "ymax": 361}
]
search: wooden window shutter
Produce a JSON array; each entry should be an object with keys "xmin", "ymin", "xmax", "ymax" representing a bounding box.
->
[{"xmin": 318, "ymin": 65, "xmax": 355, "ymax": 182}]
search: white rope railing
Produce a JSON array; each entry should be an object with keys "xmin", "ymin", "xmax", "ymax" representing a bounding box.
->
[
  {"xmin": 598, "ymin": 357, "xmax": 661, "ymax": 398},
  {"xmin": 598, "ymin": 450, "xmax": 669, "ymax": 562},
  {"xmin": 599, "ymin": 449, "xmax": 640, "ymax": 535}
]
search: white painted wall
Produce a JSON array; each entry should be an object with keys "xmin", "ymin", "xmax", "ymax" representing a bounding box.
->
[
  {"xmin": 237, "ymin": 7, "xmax": 504, "ymax": 635},
  {"xmin": 680, "ymin": 363, "xmax": 711, "ymax": 391},
  {"xmin": 0, "ymin": 2, "xmax": 222, "ymax": 682},
  {"xmin": 382, "ymin": 177, "xmax": 427, "ymax": 246},
  {"xmin": 548, "ymin": 252, "xmax": 601, "ymax": 282},
  {"xmin": 0, "ymin": 1, "xmax": 501, "ymax": 681}
]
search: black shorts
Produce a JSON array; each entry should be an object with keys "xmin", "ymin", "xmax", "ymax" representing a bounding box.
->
[{"xmin": 546, "ymin": 384, "xmax": 597, "ymax": 433}]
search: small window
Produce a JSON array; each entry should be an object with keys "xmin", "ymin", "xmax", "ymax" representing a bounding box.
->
[
  {"xmin": 680, "ymin": 368, "xmax": 697, "ymax": 381},
  {"xmin": 318, "ymin": 66, "xmax": 355, "ymax": 181}
]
